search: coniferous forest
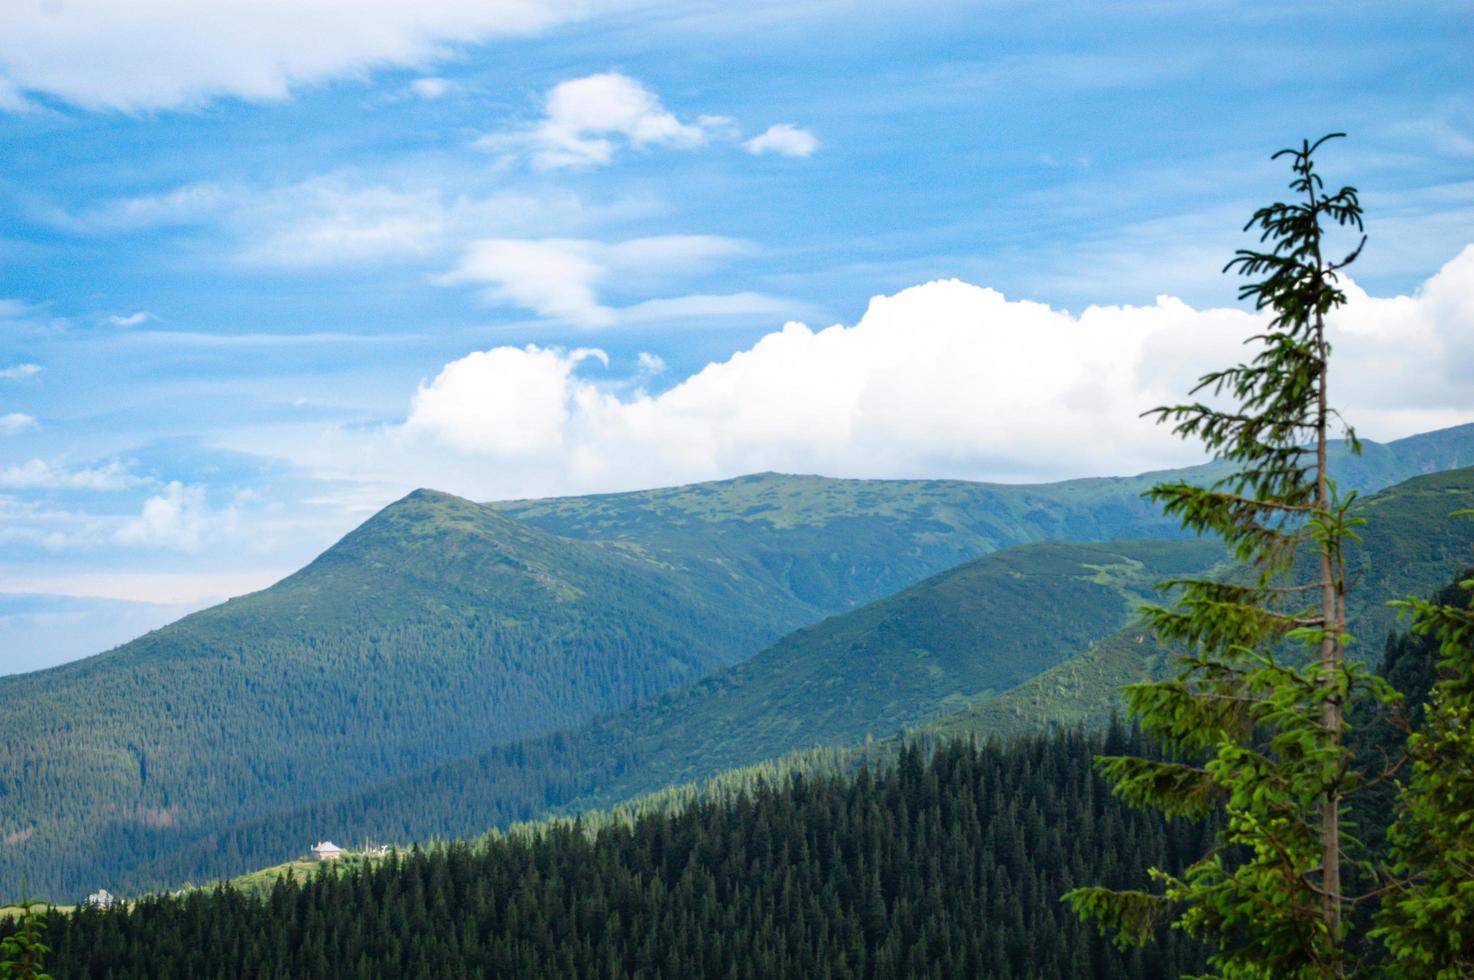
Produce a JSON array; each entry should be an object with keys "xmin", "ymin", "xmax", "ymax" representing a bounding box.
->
[{"xmin": 32, "ymin": 731, "xmax": 1212, "ymax": 980}]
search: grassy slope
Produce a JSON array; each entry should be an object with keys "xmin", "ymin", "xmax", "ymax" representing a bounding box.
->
[{"xmin": 493, "ymin": 424, "xmax": 1474, "ymax": 609}]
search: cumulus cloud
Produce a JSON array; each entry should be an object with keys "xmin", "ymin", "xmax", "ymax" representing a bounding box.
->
[
  {"xmin": 381, "ymin": 244, "xmax": 1474, "ymax": 498},
  {"xmin": 440, "ymin": 234, "xmax": 753, "ymax": 326},
  {"xmin": 0, "ymin": 0, "xmax": 597, "ymax": 112},
  {"xmin": 115, "ymin": 482, "xmax": 224, "ymax": 551},
  {"xmin": 404, "ymin": 346, "xmax": 607, "ymax": 455},
  {"xmin": 744, "ymin": 123, "xmax": 820, "ymax": 157},
  {"xmin": 486, "ymin": 72, "xmax": 720, "ymax": 169},
  {"xmin": 0, "ymin": 364, "xmax": 43, "ymax": 381},
  {"xmin": 0, "ymin": 413, "xmax": 38, "ymax": 436},
  {"xmin": 0, "ymin": 459, "xmax": 143, "ymax": 490}
]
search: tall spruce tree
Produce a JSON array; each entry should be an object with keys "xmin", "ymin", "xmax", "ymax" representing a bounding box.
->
[
  {"xmin": 1064, "ymin": 134, "xmax": 1397, "ymax": 977},
  {"xmin": 1373, "ymin": 547, "xmax": 1474, "ymax": 977}
]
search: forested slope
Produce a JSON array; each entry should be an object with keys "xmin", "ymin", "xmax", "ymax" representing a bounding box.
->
[
  {"xmin": 924, "ymin": 464, "xmax": 1474, "ymax": 740},
  {"xmin": 133, "ymin": 465, "xmax": 1472, "ymax": 895},
  {"xmin": 121, "ymin": 537, "xmax": 1227, "ymax": 891},
  {"xmin": 0, "ymin": 490, "xmax": 800, "ymax": 898},
  {"xmin": 32, "ymin": 732, "xmax": 1213, "ymax": 980}
]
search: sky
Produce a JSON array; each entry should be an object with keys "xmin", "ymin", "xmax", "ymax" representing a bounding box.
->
[{"xmin": 2, "ymin": 0, "xmax": 1472, "ymax": 672}]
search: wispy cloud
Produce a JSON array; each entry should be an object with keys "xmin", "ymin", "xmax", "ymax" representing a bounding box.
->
[
  {"xmin": 408, "ymin": 76, "xmax": 455, "ymax": 100},
  {"xmin": 0, "ymin": 364, "xmax": 42, "ymax": 381},
  {"xmin": 0, "ymin": 458, "xmax": 143, "ymax": 490},
  {"xmin": 106, "ymin": 311, "xmax": 154, "ymax": 327},
  {"xmin": 439, "ymin": 235, "xmax": 753, "ymax": 326},
  {"xmin": 0, "ymin": 0, "xmax": 603, "ymax": 112},
  {"xmin": 0, "ymin": 413, "xmax": 38, "ymax": 436}
]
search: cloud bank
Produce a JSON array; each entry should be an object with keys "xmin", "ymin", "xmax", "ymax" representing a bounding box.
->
[{"xmin": 380, "ymin": 244, "xmax": 1474, "ymax": 499}]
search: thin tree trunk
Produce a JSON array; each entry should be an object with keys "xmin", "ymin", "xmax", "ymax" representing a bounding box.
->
[{"xmin": 1315, "ymin": 303, "xmax": 1343, "ymax": 971}]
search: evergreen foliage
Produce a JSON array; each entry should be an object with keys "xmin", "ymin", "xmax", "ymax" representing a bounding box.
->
[
  {"xmin": 1373, "ymin": 542, "xmax": 1474, "ymax": 977},
  {"xmin": 22, "ymin": 733, "xmax": 1214, "ymax": 980},
  {"xmin": 1065, "ymin": 135, "xmax": 1397, "ymax": 977},
  {"xmin": 108, "ymin": 537, "xmax": 1220, "ymax": 895},
  {"xmin": 0, "ymin": 888, "xmax": 51, "ymax": 980}
]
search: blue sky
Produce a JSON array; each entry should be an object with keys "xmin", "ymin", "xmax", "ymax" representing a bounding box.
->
[{"xmin": 2, "ymin": 0, "xmax": 1472, "ymax": 672}]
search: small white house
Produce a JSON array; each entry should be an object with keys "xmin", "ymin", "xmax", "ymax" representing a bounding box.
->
[
  {"xmin": 311, "ymin": 840, "xmax": 344, "ymax": 862},
  {"xmin": 84, "ymin": 889, "xmax": 115, "ymax": 909}
]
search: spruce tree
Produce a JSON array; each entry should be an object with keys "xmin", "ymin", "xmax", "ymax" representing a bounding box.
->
[
  {"xmin": 0, "ymin": 887, "xmax": 52, "ymax": 980},
  {"xmin": 1064, "ymin": 134, "xmax": 1397, "ymax": 977},
  {"xmin": 1373, "ymin": 548, "xmax": 1474, "ymax": 977}
]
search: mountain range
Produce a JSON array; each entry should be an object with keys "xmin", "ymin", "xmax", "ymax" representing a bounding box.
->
[{"xmin": 3, "ymin": 422, "xmax": 1473, "ymax": 899}]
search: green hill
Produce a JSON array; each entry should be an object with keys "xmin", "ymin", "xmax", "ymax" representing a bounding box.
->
[
  {"xmin": 922, "ymin": 464, "xmax": 1474, "ymax": 741},
  {"xmin": 132, "ymin": 465, "xmax": 1473, "ymax": 895},
  {"xmin": 0, "ymin": 490, "xmax": 799, "ymax": 898}
]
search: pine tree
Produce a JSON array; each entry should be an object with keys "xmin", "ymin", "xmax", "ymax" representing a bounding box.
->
[
  {"xmin": 0, "ymin": 887, "xmax": 53, "ymax": 980},
  {"xmin": 1373, "ymin": 545, "xmax": 1474, "ymax": 977},
  {"xmin": 1064, "ymin": 134, "xmax": 1398, "ymax": 977}
]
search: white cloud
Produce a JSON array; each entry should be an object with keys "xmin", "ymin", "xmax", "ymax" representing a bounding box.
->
[
  {"xmin": 0, "ymin": 364, "xmax": 42, "ymax": 381},
  {"xmin": 381, "ymin": 243, "xmax": 1474, "ymax": 498},
  {"xmin": 440, "ymin": 234, "xmax": 751, "ymax": 326},
  {"xmin": 0, "ymin": 413, "xmax": 38, "ymax": 436},
  {"xmin": 0, "ymin": 0, "xmax": 598, "ymax": 112},
  {"xmin": 106, "ymin": 311, "xmax": 154, "ymax": 327},
  {"xmin": 486, "ymin": 72, "xmax": 725, "ymax": 169},
  {"xmin": 409, "ymin": 76, "xmax": 455, "ymax": 99},
  {"xmin": 0, "ymin": 459, "xmax": 142, "ymax": 490},
  {"xmin": 115, "ymin": 482, "xmax": 226, "ymax": 551},
  {"xmin": 744, "ymin": 123, "xmax": 819, "ymax": 157},
  {"xmin": 404, "ymin": 346, "xmax": 607, "ymax": 455}
]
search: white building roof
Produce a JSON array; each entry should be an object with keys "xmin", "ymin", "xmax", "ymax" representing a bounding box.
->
[{"xmin": 311, "ymin": 840, "xmax": 343, "ymax": 853}]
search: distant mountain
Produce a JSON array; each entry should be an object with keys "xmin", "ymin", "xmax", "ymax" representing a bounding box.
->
[
  {"xmin": 135, "ymin": 464, "xmax": 1473, "ymax": 895},
  {"xmin": 493, "ymin": 423, "xmax": 1474, "ymax": 608},
  {"xmin": 4, "ymin": 422, "xmax": 1471, "ymax": 900},
  {"xmin": 0, "ymin": 490, "xmax": 797, "ymax": 898}
]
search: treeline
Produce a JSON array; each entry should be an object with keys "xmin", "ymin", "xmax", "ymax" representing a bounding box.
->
[{"xmin": 31, "ymin": 730, "xmax": 1211, "ymax": 979}]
